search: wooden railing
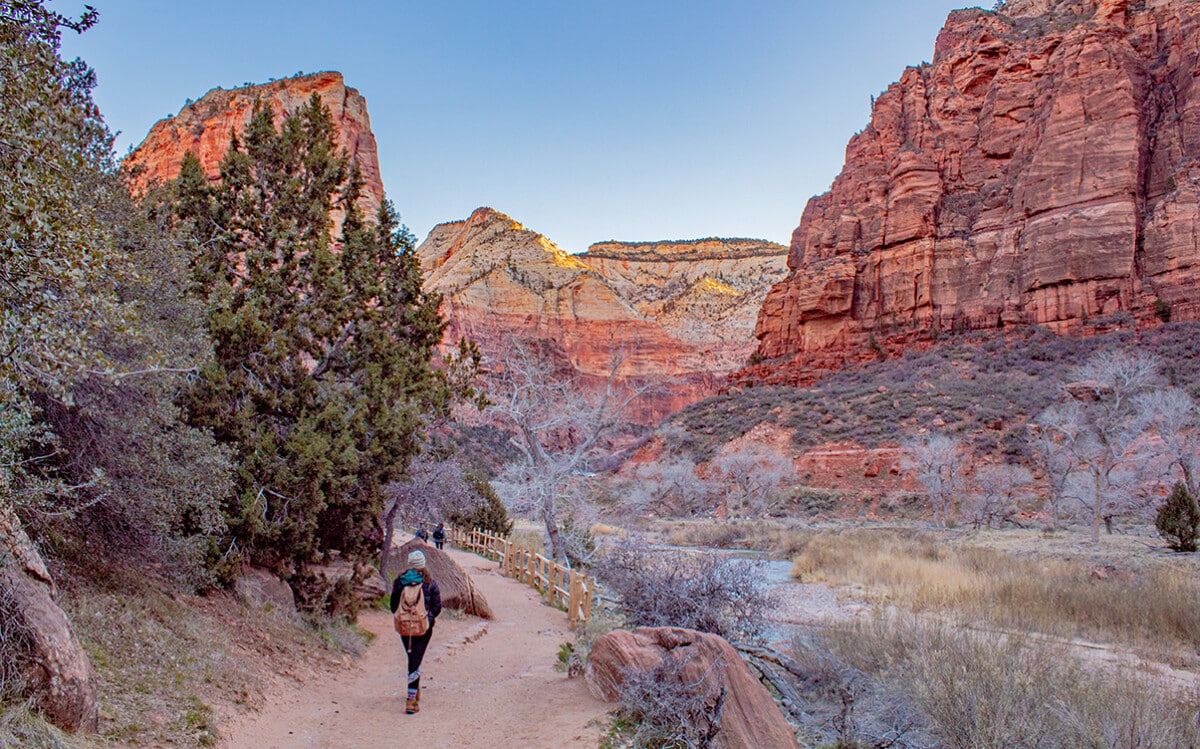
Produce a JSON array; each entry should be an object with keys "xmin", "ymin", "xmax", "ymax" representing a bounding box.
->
[{"xmin": 446, "ymin": 525, "xmax": 593, "ymax": 629}]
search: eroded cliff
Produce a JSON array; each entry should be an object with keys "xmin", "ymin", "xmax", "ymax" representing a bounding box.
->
[
  {"xmin": 750, "ymin": 0, "xmax": 1200, "ymax": 384},
  {"xmin": 418, "ymin": 209, "xmax": 788, "ymax": 420},
  {"xmin": 124, "ymin": 72, "xmax": 384, "ymax": 215}
]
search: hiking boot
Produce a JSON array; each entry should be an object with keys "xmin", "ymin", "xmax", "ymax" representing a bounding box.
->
[
  {"xmin": 413, "ymin": 687, "xmax": 421, "ymax": 713},
  {"xmin": 405, "ymin": 689, "xmax": 418, "ymax": 714}
]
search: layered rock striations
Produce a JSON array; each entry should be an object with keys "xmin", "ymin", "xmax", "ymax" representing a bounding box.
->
[
  {"xmin": 418, "ymin": 209, "xmax": 788, "ymax": 420},
  {"xmin": 751, "ymin": 0, "xmax": 1200, "ymax": 384},
  {"xmin": 125, "ymin": 72, "xmax": 384, "ymax": 215}
]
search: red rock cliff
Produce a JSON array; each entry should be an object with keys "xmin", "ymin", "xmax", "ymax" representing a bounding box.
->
[
  {"xmin": 418, "ymin": 209, "xmax": 788, "ymax": 421},
  {"xmin": 751, "ymin": 0, "xmax": 1200, "ymax": 383},
  {"xmin": 125, "ymin": 71, "xmax": 383, "ymax": 215}
]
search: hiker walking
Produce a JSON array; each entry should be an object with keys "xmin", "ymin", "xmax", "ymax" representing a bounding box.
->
[
  {"xmin": 391, "ymin": 550, "xmax": 441, "ymax": 714},
  {"xmin": 415, "ymin": 523, "xmax": 429, "ymax": 542},
  {"xmin": 432, "ymin": 522, "xmax": 445, "ymax": 550}
]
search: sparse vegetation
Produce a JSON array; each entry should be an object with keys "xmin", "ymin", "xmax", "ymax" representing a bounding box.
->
[
  {"xmin": 800, "ymin": 616, "xmax": 1200, "ymax": 749},
  {"xmin": 789, "ymin": 527, "xmax": 1200, "ymax": 654},
  {"xmin": 594, "ymin": 539, "xmax": 771, "ymax": 644},
  {"xmin": 605, "ymin": 652, "xmax": 726, "ymax": 749}
]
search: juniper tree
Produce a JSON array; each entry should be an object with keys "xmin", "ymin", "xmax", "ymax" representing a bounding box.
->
[{"xmin": 175, "ymin": 99, "xmax": 464, "ymax": 574}]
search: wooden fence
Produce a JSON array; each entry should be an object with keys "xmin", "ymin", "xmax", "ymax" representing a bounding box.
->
[{"xmin": 445, "ymin": 525, "xmax": 593, "ymax": 629}]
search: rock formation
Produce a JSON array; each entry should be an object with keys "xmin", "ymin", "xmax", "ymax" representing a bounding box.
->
[
  {"xmin": 418, "ymin": 208, "xmax": 788, "ymax": 420},
  {"xmin": 124, "ymin": 71, "xmax": 383, "ymax": 217},
  {"xmin": 586, "ymin": 627, "xmax": 801, "ymax": 749},
  {"xmin": 393, "ymin": 539, "xmax": 494, "ymax": 620},
  {"xmin": 750, "ymin": 0, "xmax": 1200, "ymax": 384}
]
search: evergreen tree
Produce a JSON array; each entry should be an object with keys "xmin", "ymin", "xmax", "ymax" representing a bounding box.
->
[
  {"xmin": 1156, "ymin": 482, "xmax": 1199, "ymax": 553},
  {"xmin": 176, "ymin": 97, "xmax": 467, "ymax": 575}
]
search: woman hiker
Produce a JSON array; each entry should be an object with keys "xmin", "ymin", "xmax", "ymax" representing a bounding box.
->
[{"xmin": 390, "ymin": 550, "xmax": 442, "ymax": 714}]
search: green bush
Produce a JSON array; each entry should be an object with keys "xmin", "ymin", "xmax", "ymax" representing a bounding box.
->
[
  {"xmin": 448, "ymin": 472, "xmax": 513, "ymax": 536},
  {"xmin": 1156, "ymin": 482, "xmax": 1199, "ymax": 552}
]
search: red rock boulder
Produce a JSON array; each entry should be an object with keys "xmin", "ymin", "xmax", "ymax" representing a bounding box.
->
[
  {"xmin": 393, "ymin": 539, "xmax": 494, "ymax": 620},
  {"xmin": 586, "ymin": 627, "xmax": 800, "ymax": 749}
]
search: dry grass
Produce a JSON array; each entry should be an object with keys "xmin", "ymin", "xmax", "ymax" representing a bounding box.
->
[
  {"xmin": 789, "ymin": 527, "xmax": 1200, "ymax": 655},
  {"xmin": 804, "ymin": 616, "xmax": 1200, "ymax": 749}
]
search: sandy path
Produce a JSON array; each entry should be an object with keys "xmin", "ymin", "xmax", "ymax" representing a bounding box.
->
[{"xmin": 221, "ymin": 548, "xmax": 609, "ymax": 748}]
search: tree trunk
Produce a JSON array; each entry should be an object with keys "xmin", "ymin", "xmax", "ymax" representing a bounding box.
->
[
  {"xmin": 542, "ymin": 504, "xmax": 564, "ymax": 564},
  {"xmin": 0, "ymin": 503, "xmax": 98, "ymax": 733},
  {"xmin": 378, "ymin": 497, "xmax": 399, "ymax": 586}
]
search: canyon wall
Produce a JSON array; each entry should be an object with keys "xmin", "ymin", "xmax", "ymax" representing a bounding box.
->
[
  {"xmin": 124, "ymin": 72, "xmax": 384, "ymax": 216},
  {"xmin": 419, "ymin": 209, "xmax": 788, "ymax": 420},
  {"xmin": 750, "ymin": 0, "xmax": 1200, "ymax": 384}
]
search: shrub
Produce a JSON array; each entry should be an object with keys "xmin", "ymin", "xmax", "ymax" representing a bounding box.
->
[
  {"xmin": 447, "ymin": 472, "xmax": 513, "ymax": 536},
  {"xmin": 608, "ymin": 652, "xmax": 726, "ymax": 749},
  {"xmin": 1155, "ymin": 298, "xmax": 1173, "ymax": 323},
  {"xmin": 593, "ymin": 540, "xmax": 770, "ymax": 643},
  {"xmin": 811, "ymin": 616, "xmax": 1200, "ymax": 749},
  {"xmin": 1156, "ymin": 482, "xmax": 1200, "ymax": 552}
]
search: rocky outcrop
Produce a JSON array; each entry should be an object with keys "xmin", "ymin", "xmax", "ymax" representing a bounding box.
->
[
  {"xmin": 418, "ymin": 208, "xmax": 788, "ymax": 420},
  {"xmin": 0, "ymin": 502, "xmax": 97, "ymax": 733},
  {"xmin": 750, "ymin": 0, "xmax": 1200, "ymax": 384},
  {"xmin": 393, "ymin": 540, "xmax": 493, "ymax": 620},
  {"xmin": 124, "ymin": 71, "xmax": 383, "ymax": 217},
  {"xmin": 586, "ymin": 627, "xmax": 801, "ymax": 749}
]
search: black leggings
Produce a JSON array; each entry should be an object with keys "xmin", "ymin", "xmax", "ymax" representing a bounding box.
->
[{"xmin": 402, "ymin": 624, "xmax": 434, "ymax": 693}]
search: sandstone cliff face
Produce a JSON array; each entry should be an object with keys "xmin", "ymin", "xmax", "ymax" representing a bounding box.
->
[
  {"xmin": 124, "ymin": 72, "xmax": 383, "ymax": 216},
  {"xmin": 418, "ymin": 209, "xmax": 788, "ymax": 420},
  {"xmin": 752, "ymin": 0, "xmax": 1200, "ymax": 383}
]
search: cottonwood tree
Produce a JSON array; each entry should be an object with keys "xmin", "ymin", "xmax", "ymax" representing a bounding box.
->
[
  {"xmin": 1036, "ymin": 350, "xmax": 1160, "ymax": 543},
  {"xmin": 1141, "ymin": 387, "xmax": 1200, "ymax": 515},
  {"xmin": 965, "ymin": 463, "xmax": 1033, "ymax": 528},
  {"xmin": 708, "ymin": 444, "xmax": 795, "ymax": 520},
  {"xmin": 486, "ymin": 340, "xmax": 643, "ymax": 563},
  {"xmin": 901, "ymin": 432, "xmax": 966, "ymax": 528},
  {"xmin": 623, "ymin": 456, "xmax": 709, "ymax": 518},
  {"xmin": 1031, "ymin": 408, "xmax": 1081, "ymax": 530}
]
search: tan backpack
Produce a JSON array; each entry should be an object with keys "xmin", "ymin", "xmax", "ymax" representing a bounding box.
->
[{"xmin": 394, "ymin": 583, "xmax": 430, "ymax": 638}]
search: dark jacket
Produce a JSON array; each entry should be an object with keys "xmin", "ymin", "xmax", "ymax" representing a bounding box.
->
[{"xmin": 390, "ymin": 575, "xmax": 442, "ymax": 626}]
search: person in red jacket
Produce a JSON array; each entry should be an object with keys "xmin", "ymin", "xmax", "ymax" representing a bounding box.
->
[{"xmin": 390, "ymin": 550, "xmax": 442, "ymax": 713}]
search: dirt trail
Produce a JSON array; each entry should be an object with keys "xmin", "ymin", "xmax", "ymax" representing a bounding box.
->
[{"xmin": 221, "ymin": 548, "xmax": 609, "ymax": 748}]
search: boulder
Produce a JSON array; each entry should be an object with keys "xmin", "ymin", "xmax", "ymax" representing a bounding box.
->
[
  {"xmin": 233, "ymin": 565, "xmax": 297, "ymax": 614},
  {"xmin": 0, "ymin": 503, "xmax": 98, "ymax": 732},
  {"xmin": 392, "ymin": 539, "xmax": 494, "ymax": 620},
  {"xmin": 586, "ymin": 627, "xmax": 800, "ymax": 749}
]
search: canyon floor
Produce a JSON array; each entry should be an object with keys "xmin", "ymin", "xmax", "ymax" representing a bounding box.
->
[{"xmin": 219, "ymin": 547, "xmax": 609, "ymax": 749}]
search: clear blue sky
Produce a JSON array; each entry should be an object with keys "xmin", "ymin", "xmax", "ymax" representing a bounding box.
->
[{"xmin": 55, "ymin": 1, "xmax": 982, "ymax": 253}]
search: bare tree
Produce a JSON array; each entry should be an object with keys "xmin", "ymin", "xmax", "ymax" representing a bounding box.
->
[
  {"xmin": 1141, "ymin": 387, "xmax": 1200, "ymax": 514},
  {"xmin": 486, "ymin": 340, "xmax": 644, "ymax": 563},
  {"xmin": 709, "ymin": 445, "xmax": 794, "ymax": 520},
  {"xmin": 378, "ymin": 455, "xmax": 480, "ymax": 580},
  {"xmin": 1036, "ymin": 351, "xmax": 1160, "ymax": 543},
  {"xmin": 1031, "ymin": 406, "xmax": 1082, "ymax": 530},
  {"xmin": 966, "ymin": 463, "xmax": 1033, "ymax": 528},
  {"xmin": 901, "ymin": 432, "xmax": 967, "ymax": 528},
  {"xmin": 623, "ymin": 456, "xmax": 710, "ymax": 518}
]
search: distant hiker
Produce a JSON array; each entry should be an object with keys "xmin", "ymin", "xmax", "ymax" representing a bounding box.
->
[
  {"xmin": 432, "ymin": 523, "xmax": 445, "ymax": 550},
  {"xmin": 391, "ymin": 550, "xmax": 441, "ymax": 714},
  {"xmin": 416, "ymin": 523, "xmax": 429, "ymax": 542}
]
